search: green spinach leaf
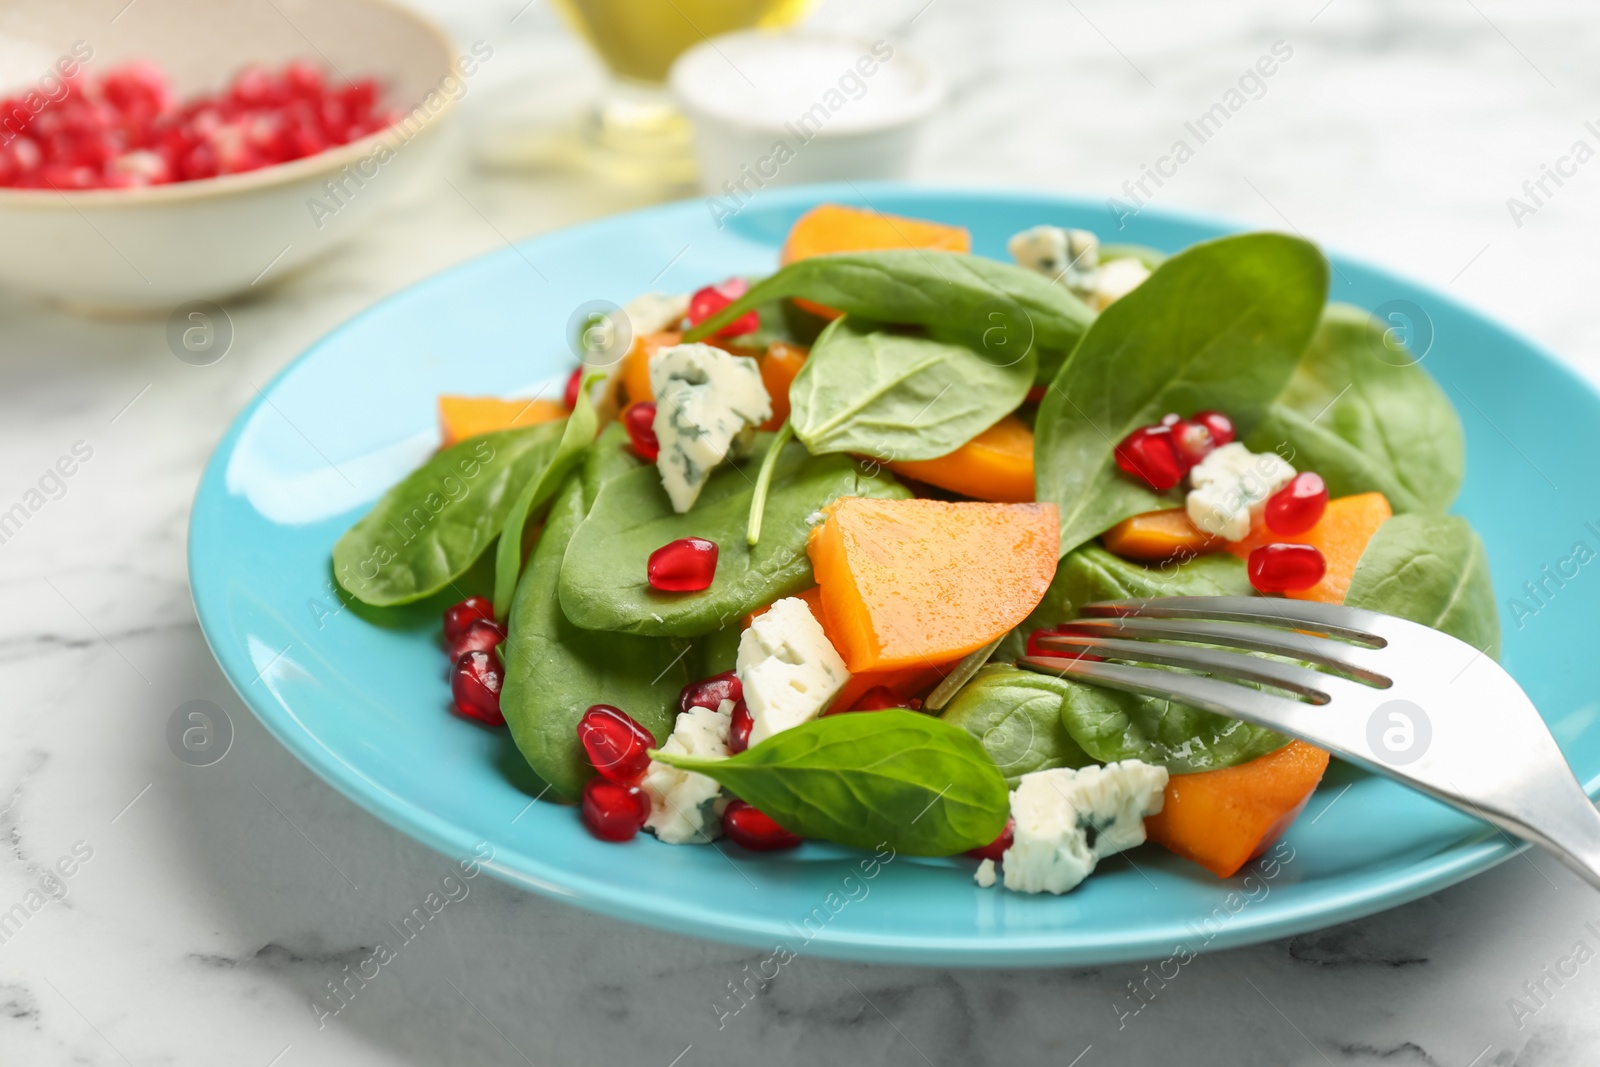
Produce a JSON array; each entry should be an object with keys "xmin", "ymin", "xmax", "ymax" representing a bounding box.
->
[
  {"xmin": 682, "ymin": 250, "xmax": 1094, "ymax": 381},
  {"xmin": 1035, "ymin": 232, "xmax": 1329, "ymax": 556},
  {"xmin": 995, "ymin": 544, "xmax": 1255, "ymax": 661},
  {"xmin": 1244, "ymin": 303, "xmax": 1465, "ymax": 514},
  {"xmin": 789, "ymin": 317, "xmax": 1036, "ymax": 461},
  {"xmin": 1345, "ymin": 513, "xmax": 1500, "ymax": 658},
  {"xmin": 500, "ymin": 471, "xmax": 699, "ymax": 800},
  {"xmin": 491, "ymin": 373, "xmax": 602, "ymax": 617},
  {"xmin": 938, "ymin": 665, "xmax": 1096, "ymax": 785},
  {"xmin": 559, "ymin": 434, "xmax": 909, "ymax": 637},
  {"xmin": 333, "ymin": 420, "xmax": 567, "ymax": 607},
  {"xmin": 651, "ymin": 710, "xmax": 1009, "ymax": 855}
]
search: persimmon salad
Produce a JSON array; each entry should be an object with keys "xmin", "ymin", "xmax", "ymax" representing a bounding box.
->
[{"xmin": 334, "ymin": 204, "xmax": 1498, "ymax": 895}]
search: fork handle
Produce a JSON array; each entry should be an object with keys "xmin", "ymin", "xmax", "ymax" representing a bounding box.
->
[{"xmin": 1492, "ymin": 777, "xmax": 1600, "ymax": 892}]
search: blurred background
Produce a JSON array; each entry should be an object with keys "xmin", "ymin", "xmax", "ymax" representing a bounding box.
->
[{"xmin": 3, "ymin": 0, "xmax": 1598, "ymax": 1064}]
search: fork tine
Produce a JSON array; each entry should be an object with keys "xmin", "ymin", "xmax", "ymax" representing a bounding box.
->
[
  {"xmin": 1017, "ymin": 656, "xmax": 1324, "ymax": 739},
  {"xmin": 1055, "ymin": 617, "xmax": 1392, "ymax": 686},
  {"xmin": 1032, "ymin": 633, "xmax": 1365, "ymax": 702},
  {"xmin": 1083, "ymin": 596, "xmax": 1390, "ymax": 646}
]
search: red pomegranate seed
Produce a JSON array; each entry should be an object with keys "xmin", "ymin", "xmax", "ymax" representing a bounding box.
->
[
  {"xmin": 966, "ymin": 818, "xmax": 1015, "ymax": 862},
  {"xmin": 728, "ymin": 699, "xmax": 753, "ymax": 754},
  {"xmin": 679, "ymin": 670, "xmax": 742, "ymax": 714},
  {"xmin": 1170, "ymin": 419, "xmax": 1217, "ymax": 469},
  {"xmin": 1192, "ymin": 410, "xmax": 1235, "ymax": 447},
  {"xmin": 687, "ymin": 278, "xmax": 759, "ymax": 337},
  {"xmin": 577, "ymin": 704, "xmax": 656, "ymax": 783},
  {"xmin": 1025, "ymin": 625, "xmax": 1071, "ymax": 658},
  {"xmin": 447, "ymin": 618, "xmax": 505, "ymax": 663},
  {"xmin": 648, "ymin": 537, "xmax": 718, "ymax": 592},
  {"xmin": 581, "ymin": 778, "xmax": 650, "ymax": 842},
  {"xmin": 443, "ymin": 596, "xmax": 494, "ymax": 641},
  {"xmin": 451, "ymin": 649, "xmax": 505, "ymax": 726},
  {"xmin": 1114, "ymin": 425, "xmax": 1184, "ymax": 491},
  {"xmin": 563, "ymin": 366, "xmax": 583, "ymax": 410},
  {"xmin": 849, "ymin": 686, "xmax": 922, "ymax": 712},
  {"xmin": 623, "ymin": 402, "xmax": 659, "ymax": 461},
  {"xmin": 1265, "ymin": 472, "xmax": 1328, "ymax": 536},
  {"xmin": 1248, "ymin": 543, "xmax": 1327, "ymax": 593},
  {"xmin": 722, "ymin": 800, "xmax": 802, "ymax": 851}
]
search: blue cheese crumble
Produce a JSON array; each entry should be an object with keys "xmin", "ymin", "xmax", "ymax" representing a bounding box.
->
[
  {"xmin": 1185, "ymin": 441, "xmax": 1296, "ymax": 541},
  {"xmin": 1001, "ymin": 761, "xmax": 1168, "ymax": 895},
  {"xmin": 737, "ymin": 596, "xmax": 850, "ymax": 747},
  {"xmin": 649, "ymin": 342, "xmax": 772, "ymax": 513},
  {"xmin": 641, "ymin": 700, "xmax": 732, "ymax": 845}
]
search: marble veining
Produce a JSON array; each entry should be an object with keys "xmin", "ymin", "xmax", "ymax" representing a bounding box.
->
[{"xmin": 4, "ymin": 0, "xmax": 1600, "ymax": 1063}]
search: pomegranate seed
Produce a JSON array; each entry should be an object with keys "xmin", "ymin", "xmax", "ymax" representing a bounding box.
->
[
  {"xmin": 1025, "ymin": 625, "xmax": 1071, "ymax": 658},
  {"xmin": 623, "ymin": 402, "xmax": 659, "ymax": 461},
  {"xmin": 967, "ymin": 818, "xmax": 1014, "ymax": 862},
  {"xmin": 687, "ymin": 278, "xmax": 759, "ymax": 337},
  {"xmin": 447, "ymin": 618, "xmax": 505, "ymax": 663},
  {"xmin": 581, "ymin": 778, "xmax": 650, "ymax": 842},
  {"xmin": 451, "ymin": 649, "xmax": 505, "ymax": 726},
  {"xmin": 1265, "ymin": 472, "xmax": 1328, "ymax": 536},
  {"xmin": 722, "ymin": 800, "xmax": 802, "ymax": 851},
  {"xmin": 563, "ymin": 366, "xmax": 583, "ymax": 410},
  {"xmin": 443, "ymin": 596, "xmax": 494, "ymax": 641},
  {"xmin": 728, "ymin": 699, "xmax": 753, "ymax": 754},
  {"xmin": 1114, "ymin": 425, "xmax": 1184, "ymax": 492},
  {"xmin": 1192, "ymin": 410, "xmax": 1235, "ymax": 447},
  {"xmin": 647, "ymin": 537, "xmax": 718, "ymax": 592},
  {"xmin": 1248, "ymin": 543, "xmax": 1327, "ymax": 593},
  {"xmin": 1170, "ymin": 419, "xmax": 1217, "ymax": 469},
  {"xmin": 849, "ymin": 686, "xmax": 922, "ymax": 712},
  {"xmin": 577, "ymin": 704, "xmax": 656, "ymax": 783},
  {"xmin": 679, "ymin": 670, "xmax": 742, "ymax": 714}
]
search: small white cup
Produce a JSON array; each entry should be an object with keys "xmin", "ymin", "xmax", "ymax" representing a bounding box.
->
[{"xmin": 669, "ymin": 30, "xmax": 944, "ymax": 196}]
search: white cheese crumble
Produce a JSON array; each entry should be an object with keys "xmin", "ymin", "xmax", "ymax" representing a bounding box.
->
[
  {"xmin": 650, "ymin": 342, "xmax": 772, "ymax": 513},
  {"xmin": 737, "ymin": 596, "xmax": 850, "ymax": 747},
  {"xmin": 1006, "ymin": 225, "xmax": 1150, "ymax": 310},
  {"xmin": 642, "ymin": 700, "xmax": 733, "ymax": 845},
  {"xmin": 1001, "ymin": 761, "xmax": 1168, "ymax": 895},
  {"xmin": 623, "ymin": 291, "xmax": 689, "ymax": 336},
  {"xmin": 975, "ymin": 858, "xmax": 997, "ymax": 888},
  {"xmin": 1185, "ymin": 441, "xmax": 1297, "ymax": 542}
]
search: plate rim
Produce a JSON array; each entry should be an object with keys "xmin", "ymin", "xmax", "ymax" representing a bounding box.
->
[{"xmin": 189, "ymin": 180, "xmax": 1585, "ymax": 966}]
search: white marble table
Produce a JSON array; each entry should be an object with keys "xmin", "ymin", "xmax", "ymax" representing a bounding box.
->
[{"xmin": 4, "ymin": 0, "xmax": 1599, "ymax": 1063}]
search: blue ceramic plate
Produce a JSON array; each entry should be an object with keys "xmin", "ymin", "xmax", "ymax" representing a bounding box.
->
[{"xmin": 189, "ymin": 183, "xmax": 1600, "ymax": 966}]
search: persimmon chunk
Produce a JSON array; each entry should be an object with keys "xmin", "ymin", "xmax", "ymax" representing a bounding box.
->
[
  {"xmin": 1227, "ymin": 492, "xmax": 1392, "ymax": 604},
  {"xmin": 438, "ymin": 396, "xmax": 566, "ymax": 449},
  {"xmin": 888, "ymin": 414, "xmax": 1036, "ymax": 503},
  {"xmin": 620, "ymin": 331, "xmax": 682, "ymax": 406},
  {"xmin": 1144, "ymin": 740, "xmax": 1330, "ymax": 878},
  {"xmin": 1102, "ymin": 507, "xmax": 1223, "ymax": 563},
  {"xmin": 807, "ymin": 497, "xmax": 1059, "ymax": 672},
  {"xmin": 781, "ymin": 204, "xmax": 971, "ymax": 319},
  {"xmin": 759, "ymin": 341, "xmax": 808, "ymax": 430}
]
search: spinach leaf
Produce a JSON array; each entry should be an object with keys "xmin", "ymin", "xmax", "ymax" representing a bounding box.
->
[
  {"xmin": 1345, "ymin": 514, "xmax": 1500, "ymax": 658},
  {"xmin": 651, "ymin": 710, "xmax": 1009, "ymax": 855},
  {"xmin": 938, "ymin": 664, "xmax": 1096, "ymax": 785},
  {"xmin": 1054, "ymin": 672, "xmax": 1291, "ymax": 773},
  {"xmin": 559, "ymin": 434, "xmax": 909, "ymax": 637},
  {"xmin": 1244, "ymin": 303, "xmax": 1465, "ymax": 514},
  {"xmin": 333, "ymin": 420, "xmax": 567, "ymax": 607},
  {"xmin": 996, "ymin": 545, "xmax": 1287, "ymax": 773},
  {"xmin": 682, "ymin": 250, "xmax": 1094, "ymax": 381},
  {"xmin": 500, "ymin": 471, "xmax": 700, "ymax": 799},
  {"xmin": 492, "ymin": 373, "xmax": 603, "ymax": 617},
  {"xmin": 995, "ymin": 544, "xmax": 1255, "ymax": 661},
  {"xmin": 1035, "ymin": 232, "xmax": 1329, "ymax": 556},
  {"xmin": 582, "ymin": 420, "xmax": 644, "ymax": 503},
  {"xmin": 789, "ymin": 317, "xmax": 1035, "ymax": 461}
]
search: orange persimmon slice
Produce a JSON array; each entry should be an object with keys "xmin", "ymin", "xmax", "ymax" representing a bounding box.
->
[
  {"xmin": 759, "ymin": 340, "xmax": 808, "ymax": 430},
  {"xmin": 438, "ymin": 396, "xmax": 567, "ymax": 449},
  {"xmin": 1102, "ymin": 507, "xmax": 1223, "ymax": 563},
  {"xmin": 806, "ymin": 497, "xmax": 1059, "ymax": 672},
  {"xmin": 1144, "ymin": 740, "xmax": 1331, "ymax": 878},
  {"xmin": 888, "ymin": 414, "xmax": 1036, "ymax": 503},
  {"xmin": 780, "ymin": 204, "xmax": 971, "ymax": 319},
  {"xmin": 1227, "ymin": 492, "xmax": 1393, "ymax": 604}
]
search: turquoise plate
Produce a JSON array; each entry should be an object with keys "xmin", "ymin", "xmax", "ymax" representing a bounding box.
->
[{"xmin": 189, "ymin": 183, "xmax": 1600, "ymax": 966}]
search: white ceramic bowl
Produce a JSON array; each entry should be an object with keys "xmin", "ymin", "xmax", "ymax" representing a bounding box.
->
[
  {"xmin": 0, "ymin": 0, "xmax": 459, "ymax": 313},
  {"xmin": 670, "ymin": 30, "xmax": 944, "ymax": 196}
]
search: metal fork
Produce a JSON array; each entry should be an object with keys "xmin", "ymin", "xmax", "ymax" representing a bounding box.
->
[{"xmin": 1016, "ymin": 595, "xmax": 1600, "ymax": 890}]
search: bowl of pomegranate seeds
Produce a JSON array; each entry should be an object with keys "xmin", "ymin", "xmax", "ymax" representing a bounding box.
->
[{"xmin": 0, "ymin": 0, "xmax": 462, "ymax": 311}]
